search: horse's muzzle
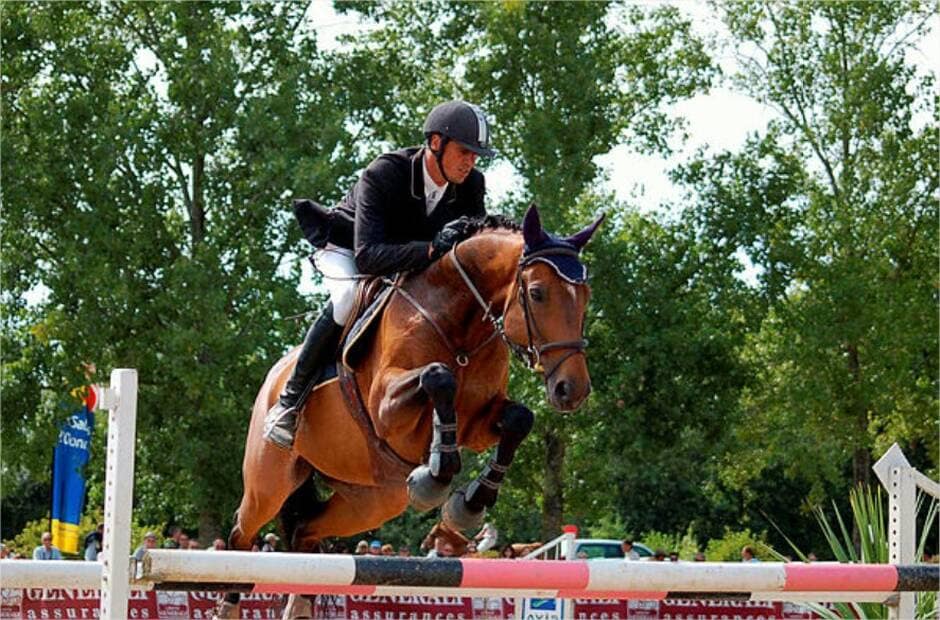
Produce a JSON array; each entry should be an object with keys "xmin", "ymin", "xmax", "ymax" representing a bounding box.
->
[{"xmin": 547, "ymin": 376, "xmax": 590, "ymax": 411}]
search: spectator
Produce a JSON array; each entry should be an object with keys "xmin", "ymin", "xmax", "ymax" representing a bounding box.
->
[
  {"xmin": 621, "ymin": 539, "xmax": 640, "ymax": 561},
  {"xmin": 163, "ymin": 526, "xmax": 180, "ymax": 549},
  {"xmin": 381, "ymin": 543, "xmax": 395, "ymax": 556},
  {"xmin": 576, "ymin": 551, "xmax": 589, "ymax": 559},
  {"xmin": 474, "ymin": 522, "xmax": 499, "ymax": 553},
  {"xmin": 355, "ymin": 540, "xmax": 369, "ymax": 555},
  {"xmin": 440, "ymin": 541, "xmax": 456, "ymax": 558},
  {"xmin": 1, "ymin": 543, "xmax": 9, "ymax": 559},
  {"xmin": 741, "ymin": 546, "xmax": 760, "ymax": 562},
  {"xmin": 499, "ymin": 544, "xmax": 517, "ymax": 559},
  {"xmin": 693, "ymin": 552, "xmax": 706, "ymax": 562},
  {"xmin": 178, "ymin": 532, "xmax": 190, "ymax": 550},
  {"xmin": 652, "ymin": 550, "xmax": 666, "ymax": 561},
  {"xmin": 208, "ymin": 538, "xmax": 226, "ymax": 551},
  {"xmin": 397, "ymin": 545, "xmax": 411, "ymax": 557},
  {"xmin": 84, "ymin": 524, "xmax": 104, "ymax": 561},
  {"xmin": 463, "ymin": 541, "xmax": 478, "ymax": 557},
  {"xmin": 807, "ymin": 552, "xmax": 818, "ymax": 562},
  {"xmin": 134, "ymin": 532, "xmax": 158, "ymax": 561},
  {"xmin": 33, "ymin": 532, "xmax": 63, "ymax": 560},
  {"xmin": 427, "ymin": 536, "xmax": 453, "ymax": 558},
  {"xmin": 368, "ymin": 540, "xmax": 382, "ymax": 555},
  {"xmin": 250, "ymin": 542, "xmax": 261, "ymax": 552},
  {"xmin": 332, "ymin": 542, "xmax": 349, "ymax": 554},
  {"xmin": 262, "ymin": 533, "xmax": 279, "ymax": 552},
  {"xmin": 668, "ymin": 551, "xmax": 679, "ymax": 562},
  {"xmin": 188, "ymin": 539, "xmax": 201, "ymax": 550}
]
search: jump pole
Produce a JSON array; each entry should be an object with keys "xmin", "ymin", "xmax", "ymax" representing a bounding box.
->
[{"xmin": 134, "ymin": 550, "xmax": 938, "ymax": 595}]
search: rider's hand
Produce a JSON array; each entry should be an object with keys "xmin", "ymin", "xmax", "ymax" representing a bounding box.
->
[{"xmin": 428, "ymin": 216, "xmax": 475, "ymax": 260}]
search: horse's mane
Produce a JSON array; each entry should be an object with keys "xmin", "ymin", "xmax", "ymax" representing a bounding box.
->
[{"xmin": 460, "ymin": 214, "xmax": 520, "ymax": 240}]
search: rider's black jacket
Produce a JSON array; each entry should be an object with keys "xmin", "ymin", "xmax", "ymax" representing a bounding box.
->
[{"xmin": 331, "ymin": 147, "xmax": 486, "ymax": 275}]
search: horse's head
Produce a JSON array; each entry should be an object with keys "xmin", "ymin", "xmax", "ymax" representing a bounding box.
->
[{"xmin": 503, "ymin": 205, "xmax": 604, "ymax": 411}]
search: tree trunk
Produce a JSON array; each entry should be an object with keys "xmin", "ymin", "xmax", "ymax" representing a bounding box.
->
[
  {"xmin": 190, "ymin": 152, "xmax": 205, "ymax": 246},
  {"xmin": 541, "ymin": 424, "xmax": 565, "ymax": 541}
]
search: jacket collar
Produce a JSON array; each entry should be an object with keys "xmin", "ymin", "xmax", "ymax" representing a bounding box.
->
[{"xmin": 411, "ymin": 147, "xmax": 456, "ymax": 204}]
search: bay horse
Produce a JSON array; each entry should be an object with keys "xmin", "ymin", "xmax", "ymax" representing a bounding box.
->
[{"xmin": 228, "ymin": 206, "xmax": 602, "ymax": 558}]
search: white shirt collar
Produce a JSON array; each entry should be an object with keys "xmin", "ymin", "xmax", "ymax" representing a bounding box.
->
[{"xmin": 423, "ymin": 155, "xmax": 449, "ymax": 216}]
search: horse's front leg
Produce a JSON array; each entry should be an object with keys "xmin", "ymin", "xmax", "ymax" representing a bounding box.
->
[
  {"xmin": 406, "ymin": 363, "xmax": 462, "ymax": 511},
  {"xmin": 443, "ymin": 400, "xmax": 534, "ymax": 531}
]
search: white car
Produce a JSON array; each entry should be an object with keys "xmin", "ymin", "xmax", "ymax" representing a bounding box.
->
[{"xmin": 574, "ymin": 538, "xmax": 654, "ymax": 560}]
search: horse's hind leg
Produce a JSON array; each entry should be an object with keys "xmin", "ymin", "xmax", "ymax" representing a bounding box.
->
[
  {"xmin": 229, "ymin": 455, "xmax": 312, "ymax": 551},
  {"xmin": 291, "ymin": 484, "xmax": 410, "ymax": 550},
  {"xmin": 443, "ymin": 400, "xmax": 534, "ymax": 531},
  {"xmin": 217, "ymin": 454, "xmax": 311, "ymax": 618},
  {"xmin": 406, "ymin": 363, "xmax": 461, "ymax": 511}
]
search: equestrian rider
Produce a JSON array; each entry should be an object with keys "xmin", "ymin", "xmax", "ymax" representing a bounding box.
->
[{"xmin": 264, "ymin": 100, "xmax": 495, "ymax": 449}]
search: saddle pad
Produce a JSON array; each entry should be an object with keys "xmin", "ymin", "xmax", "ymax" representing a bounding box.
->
[{"xmin": 341, "ymin": 284, "xmax": 395, "ymax": 370}]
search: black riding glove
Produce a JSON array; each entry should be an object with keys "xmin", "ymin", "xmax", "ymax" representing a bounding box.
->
[{"xmin": 428, "ymin": 216, "xmax": 475, "ymax": 260}]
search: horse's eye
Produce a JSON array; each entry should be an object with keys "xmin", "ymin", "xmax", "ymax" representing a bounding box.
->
[{"xmin": 528, "ymin": 286, "xmax": 544, "ymax": 302}]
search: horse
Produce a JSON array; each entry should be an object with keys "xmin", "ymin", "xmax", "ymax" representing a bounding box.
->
[{"xmin": 227, "ymin": 205, "xmax": 602, "ymax": 560}]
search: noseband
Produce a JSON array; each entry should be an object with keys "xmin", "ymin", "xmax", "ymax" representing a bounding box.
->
[{"xmin": 451, "ymin": 245, "xmax": 587, "ymax": 381}]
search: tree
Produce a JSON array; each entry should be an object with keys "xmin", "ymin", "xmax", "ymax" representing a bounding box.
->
[
  {"xmin": 677, "ymin": 0, "xmax": 937, "ymax": 500},
  {"xmin": 1, "ymin": 2, "xmax": 371, "ymax": 538}
]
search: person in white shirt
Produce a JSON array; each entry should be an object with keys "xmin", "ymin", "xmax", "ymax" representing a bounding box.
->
[
  {"xmin": 621, "ymin": 539, "xmax": 640, "ymax": 561},
  {"xmin": 33, "ymin": 532, "xmax": 62, "ymax": 560},
  {"xmin": 474, "ymin": 522, "xmax": 498, "ymax": 553}
]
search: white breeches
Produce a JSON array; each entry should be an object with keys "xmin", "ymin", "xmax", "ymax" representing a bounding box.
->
[{"xmin": 315, "ymin": 244, "xmax": 358, "ymax": 326}]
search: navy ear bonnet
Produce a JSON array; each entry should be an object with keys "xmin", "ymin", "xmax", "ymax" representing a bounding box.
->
[
  {"xmin": 523, "ymin": 235, "xmax": 588, "ymax": 283},
  {"xmin": 520, "ymin": 205, "xmax": 604, "ymax": 284}
]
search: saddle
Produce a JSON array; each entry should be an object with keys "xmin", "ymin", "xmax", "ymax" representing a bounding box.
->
[{"xmin": 339, "ymin": 275, "xmax": 397, "ymax": 370}]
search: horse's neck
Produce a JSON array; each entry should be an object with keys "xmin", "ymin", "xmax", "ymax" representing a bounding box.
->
[
  {"xmin": 451, "ymin": 231, "xmax": 523, "ymax": 316},
  {"xmin": 415, "ymin": 230, "xmax": 522, "ymax": 330}
]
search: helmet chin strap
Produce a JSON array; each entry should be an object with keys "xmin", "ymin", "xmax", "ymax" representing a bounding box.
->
[{"xmin": 429, "ymin": 136, "xmax": 457, "ymax": 185}]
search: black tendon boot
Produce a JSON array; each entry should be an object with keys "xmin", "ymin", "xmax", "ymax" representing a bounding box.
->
[{"xmin": 263, "ymin": 304, "xmax": 343, "ymax": 449}]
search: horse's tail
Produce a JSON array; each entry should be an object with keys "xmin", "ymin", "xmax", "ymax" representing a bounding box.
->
[{"xmin": 279, "ymin": 473, "xmax": 328, "ymax": 551}]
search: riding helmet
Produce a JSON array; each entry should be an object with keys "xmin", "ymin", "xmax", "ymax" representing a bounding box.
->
[{"xmin": 423, "ymin": 101, "xmax": 496, "ymax": 158}]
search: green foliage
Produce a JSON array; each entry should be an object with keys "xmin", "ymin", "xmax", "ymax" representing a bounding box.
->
[
  {"xmin": 584, "ymin": 513, "xmax": 627, "ymax": 540},
  {"xmin": 2, "ymin": 508, "xmax": 163, "ymax": 559},
  {"xmin": 1, "ymin": 2, "xmax": 373, "ymax": 537},
  {"xmin": 768, "ymin": 484, "xmax": 938, "ymax": 619},
  {"xmin": 676, "ymin": 0, "xmax": 938, "ymax": 519},
  {"xmin": 1, "ymin": 0, "xmax": 935, "ymax": 562},
  {"xmin": 704, "ymin": 528, "xmax": 771, "ymax": 562},
  {"xmin": 641, "ymin": 526, "xmax": 700, "ymax": 559}
]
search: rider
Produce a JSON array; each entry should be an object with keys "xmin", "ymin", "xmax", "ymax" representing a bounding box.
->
[{"xmin": 264, "ymin": 100, "xmax": 496, "ymax": 449}]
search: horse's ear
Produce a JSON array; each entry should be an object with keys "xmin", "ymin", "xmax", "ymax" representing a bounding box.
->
[
  {"xmin": 563, "ymin": 212, "xmax": 605, "ymax": 252},
  {"xmin": 522, "ymin": 203, "xmax": 548, "ymax": 248}
]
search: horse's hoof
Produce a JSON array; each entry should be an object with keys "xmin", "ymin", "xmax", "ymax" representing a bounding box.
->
[
  {"xmin": 212, "ymin": 600, "xmax": 240, "ymax": 620},
  {"xmin": 282, "ymin": 593, "xmax": 313, "ymax": 619},
  {"xmin": 441, "ymin": 487, "xmax": 485, "ymax": 532},
  {"xmin": 407, "ymin": 465, "xmax": 451, "ymax": 512}
]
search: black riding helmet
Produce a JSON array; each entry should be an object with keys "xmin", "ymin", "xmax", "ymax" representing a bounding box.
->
[{"xmin": 423, "ymin": 101, "xmax": 495, "ymax": 183}]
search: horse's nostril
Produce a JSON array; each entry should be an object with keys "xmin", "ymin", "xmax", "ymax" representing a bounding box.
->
[{"xmin": 554, "ymin": 380, "xmax": 571, "ymax": 401}]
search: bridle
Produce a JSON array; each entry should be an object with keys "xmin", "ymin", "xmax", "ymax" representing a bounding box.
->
[
  {"xmin": 386, "ymin": 241, "xmax": 588, "ymax": 377},
  {"xmin": 450, "ymin": 244, "xmax": 588, "ymax": 381}
]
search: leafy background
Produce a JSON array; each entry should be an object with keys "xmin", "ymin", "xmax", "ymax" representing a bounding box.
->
[{"xmin": 2, "ymin": 1, "xmax": 936, "ymax": 559}]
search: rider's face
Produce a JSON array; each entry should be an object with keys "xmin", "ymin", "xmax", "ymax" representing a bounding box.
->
[{"xmin": 430, "ymin": 135, "xmax": 478, "ymax": 183}]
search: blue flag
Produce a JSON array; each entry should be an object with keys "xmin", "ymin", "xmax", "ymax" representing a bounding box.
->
[{"xmin": 51, "ymin": 406, "xmax": 94, "ymax": 553}]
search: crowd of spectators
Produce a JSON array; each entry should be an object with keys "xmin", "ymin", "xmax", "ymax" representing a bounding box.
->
[{"xmin": 11, "ymin": 525, "xmax": 935, "ymax": 564}]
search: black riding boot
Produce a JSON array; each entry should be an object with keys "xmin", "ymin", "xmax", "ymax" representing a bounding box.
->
[{"xmin": 263, "ymin": 304, "xmax": 343, "ymax": 449}]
